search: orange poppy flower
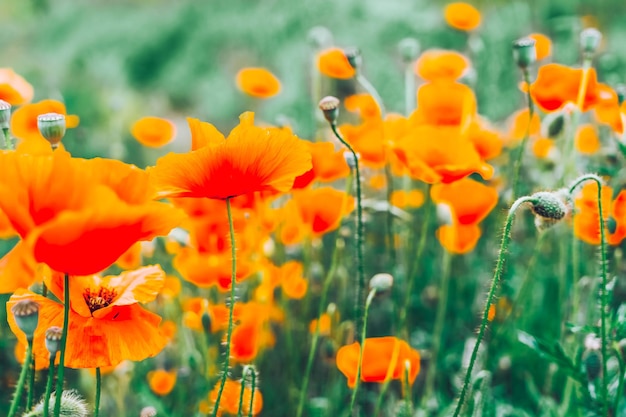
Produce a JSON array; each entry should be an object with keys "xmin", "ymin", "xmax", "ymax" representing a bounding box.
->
[
  {"xmin": 507, "ymin": 108, "xmax": 541, "ymax": 145},
  {"xmin": 391, "ymin": 190, "xmax": 425, "ymax": 209},
  {"xmin": 236, "ymin": 67, "xmax": 281, "ymax": 98},
  {"xmin": 309, "ymin": 313, "xmax": 332, "ymax": 336},
  {"xmin": 131, "ymin": 116, "xmax": 176, "ymax": 148},
  {"xmin": 593, "ymin": 85, "xmax": 624, "ymax": 134},
  {"xmin": 444, "ymin": 2, "xmax": 481, "ymax": 31},
  {"xmin": 160, "ymin": 320, "xmax": 177, "ymax": 340},
  {"xmin": 173, "ymin": 247, "xmax": 253, "ymax": 291},
  {"xmin": 316, "ymin": 47, "xmax": 355, "ymax": 79},
  {"xmin": 437, "ymin": 223, "xmax": 482, "ymax": 253},
  {"xmin": 150, "ymin": 112, "xmax": 311, "ymax": 200},
  {"xmin": 575, "ymin": 124, "xmax": 601, "ymax": 154},
  {"xmin": 336, "ymin": 336, "xmax": 420, "ymax": 388},
  {"xmin": 393, "ymin": 124, "xmax": 494, "ymax": 184},
  {"xmin": 293, "ymin": 141, "xmax": 350, "ymax": 189},
  {"xmin": 468, "ymin": 119, "xmax": 503, "ymax": 160},
  {"xmin": 6, "ymin": 266, "xmax": 168, "ymax": 368},
  {"xmin": 532, "ymin": 137, "xmax": 555, "ymax": 159},
  {"xmin": 0, "ymin": 68, "xmax": 34, "ymax": 105},
  {"xmin": 11, "ymin": 99, "xmax": 80, "ymax": 142},
  {"xmin": 528, "ymin": 33, "xmax": 552, "ymax": 60},
  {"xmin": 338, "ymin": 120, "xmax": 388, "ymax": 168},
  {"xmin": 148, "ymin": 369, "xmax": 177, "ymax": 396},
  {"xmin": 574, "ymin": 182, "xmax": 626, "ymax": 245},
  {"xmin": 529, "ymin": 64, "xmax": 600, "ymax": 112},
  {"xmin": 279, "ymin": 261, "xmax": 308, "ymax": 299},
  {"xmin": 115, "ymin": 242, "xmax": 143, "ymax": 270},
  {"xmin": 345, "ymin": 94, "xmax": 381, "ymax": 120},
  {"xmin": 208, "ymin": 378, "xmax": 263, "ymax": 416},
  {"xmin": 431, "ymin": 178, "xmax": 498, "ymax": 225},
  {"xmin": 0, "ymin": 147, "xmax": 183, "ymax": 287},
  {"xmin": 412, "ymin": 81, "xmax": 477, "ymax": 126},
  {"xmin": 414, "ymin": 49, "xmax": 471, "ymax": 82}
]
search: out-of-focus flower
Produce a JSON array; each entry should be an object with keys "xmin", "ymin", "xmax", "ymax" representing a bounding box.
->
[
  {"xmin": 414, "ymin": 49, "xmax": 471, "ymax": 82},
  {"xmin": 148, "ymin": 369, "xmax": 177, "ymax": 396},
  {"xmin": 236, "ymin": 68, "xmax": 281, "ymax": 98},
  {"xmin": 0, "ymin": 68, "xmax": 34, "ymax": 105},
  {"xmin": 11, "ymin": 99, "xmax": 79, "ymax": 143},
  {"xmin": 528, "ymin": 33, "xmax": 552, "ymax": 60},
  {"xmin": 444, "ymin": 2, "xmax": 481, "ymax": 31},
  {"xmin": 208, "ymin": 378, "xmax": 263, "ymax": 416},
  {"xmin": 131, "ymin": 116, "xmax": 176, "ymax": 148},
  {"xmin": 316, "ymin": 47, "xmax": 355, "ymax": 79}
]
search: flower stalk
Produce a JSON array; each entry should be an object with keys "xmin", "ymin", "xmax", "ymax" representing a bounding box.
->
[{"xmin": 54, "ymin": 273, "xmax": 71, "ymax": 417}]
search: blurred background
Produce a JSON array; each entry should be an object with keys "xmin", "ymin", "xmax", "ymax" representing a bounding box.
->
[{"xmin": 3, "ymin": 0, "xmax": 626, "ymax": 166}]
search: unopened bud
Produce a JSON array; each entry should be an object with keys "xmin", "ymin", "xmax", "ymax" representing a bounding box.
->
[
  {"xmin": 319, "ymin": 96, "xmax": 340, "ymax": 124},
  {"xmin": 512, "ymin": 37, "xmax": 537, "ymax": 70},
  {"xmin": 140, "ymin": 406, "xmax": 157, "ymax": 417},
  {"xmin": 201, "ymin": 311, "xmax": 212, "ymax": 334},
  {"xmin": 583, "ymin": 349, "xmax": 602, "ymax": 381},
  {"xmin": 0, "ymin": 100, "xmax": 11, "ymax": 129},
  {"xmin": 580, "ymin": 28, "xmax": 602, "ymax": 55},
  {"xmin": 242, "ymin": 364, "xmax": 259, "ymax": 386},
  {"xmin": 369, "ymin": 273, "xmax": 394, "ymax": 291},
  {"xmin": 45, "ymin": 326, "xmax": 63, "ymax": 357},
  {"xmin": 529, "ymin": 191, "xmax": 569, "ymax": 221},
  {"xmin": 25, "ymin": 390, "xmax": 89, "ymax": 417},
  {"xmin": 344, "ymin": 47, "xmax": 362, "ymax": 70},
  {"xmin": 11, "ymin": 299, "xmax": 39, "ymax": 340},
  {"xmin": 546, "ymin": 112, "xmax": 566, "ymax": 139},
  {"xmin": 398, "ymin": 38, "xmax": 420, "ymax": 63},
  {"xmin": 37, "ymin": 113, "xmax": 66, "ymax": 149}
]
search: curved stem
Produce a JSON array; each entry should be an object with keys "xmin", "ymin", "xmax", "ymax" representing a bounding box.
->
[
  {"xmin": 452, "ymin": 196, "xmax": 534, "ymax": 417},
  {"xmin": 94, "ymin": 368, "xmax": 101, "ymax": 417},
  {"xmin": 43, "ymin": 354, "xmax": 56, "ymax": 417},
  {"xmin": 568, "ymin": 174, "xmax": 609, "ymax": 417},
  {"xmin": 211, "ymin": 198, "xmax": 237, "ymax": 417},
  {"xmin": 511, "ymin": 68, "xmax": 534, "ymax": 200},
  {"xmin": 330, "ymin": 124, "xmax": 365, "ymax": 335},
  {"xmin": 296, "ymin": 233, "xmax": 342, "ymax": 417},
  {"xmin": 348, "ymin": 288, "xmax": 377, "ymax": 417},
  {"xmin": 404, "ymin": 63, "xmax": 416, "ymax": 116},
  {"xmin": 8, "ymin": 341, "xmax": 33, "ymax": 417},
  {"xmin": 54, "ymin": 273, "xmax": 70, "ymax": 417}
]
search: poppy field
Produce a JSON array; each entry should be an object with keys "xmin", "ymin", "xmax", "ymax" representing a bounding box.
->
[{"xmin": 3, "ymin": 0, "xmax": 626, "ymax": 416}]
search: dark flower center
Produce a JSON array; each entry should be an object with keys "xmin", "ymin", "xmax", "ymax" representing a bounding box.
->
[{"xmin": 83, "ymin": 287, "xmax": 117, "ymax": 313}]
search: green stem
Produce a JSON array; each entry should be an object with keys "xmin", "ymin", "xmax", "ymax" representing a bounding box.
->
[
  {"xmin": 2, "ymin": 127, "xmax": 12, "ymax": 150},
  {"xmin": 348, "ymin": 288, "xmax": 377, "ymax": 417},
  {"xmin": 8, "ymin": 340, "xmax": 33, "ymax": 417},
  {"xmin": 568, "ymin": 174, "xmax": 609, "ymax": 417},
  {"xmin": 43, "ymin": 354, "xmax": 56, "ymax": 417},
  {"xmin": 211, "ymin": 198, "xmax": 237, "ymax": 417},
  {"xmin": 511, "ymin": 68, "xmax": 534, "ymax": 200},
  {"xmin": 94, "ymin": 368, "xmax": 101, "ymax": 417},
  {"xmin": 236, "ymin": 374, "xmax": 246, "ymax": 417},
  {"xmin": 422, "ymin": 250, "xmax": 452, "ymax": 408},
  {"xmin": 296, "ymin": 234, "xmax": 342, "ymax": 417},
  {"xmin": 403, "ymin": 364, "xmax": 413, "ymax": 417},
  {"xmin": 372, "ymin": 380, "xmax": 391, "ymax": 417},
  {"xmin": 27, "ymin": 338, "xmax": 35, "ymax": 410},
  {"xmin": 247, "ymin": 368, "xmax": 256, "ymax": 417},
  {"xmin": 54, "ymin": 273, "xmax": 70, "ymax": 417},
  {"xmin": 452, "ymin": 196, "xmax": 534, "ymax": 417},
  {"xmin": 330, "ymin": 124, "xmax": 365, "ymax": 335},
  {"xmin": 404, "ymin": 63, "xmax": 416, "ymax": 116}
]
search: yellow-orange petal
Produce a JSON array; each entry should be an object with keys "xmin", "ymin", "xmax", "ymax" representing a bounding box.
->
[
  {"xmin": 148, "ymin": 369, "xmax": 177, "ymax": 396},
  {"xmin": 0, "ymin": 68, "xmax": 34, "ymax": 105},
  {"xmin": 437, "ymin": 223, "xmax": 482, "ymax": 254},
  {"xmin": 414, "ymin": 49, "xmax": 471, "ymax": 82},
  {"xmin": 532, "ymin": 137, "xmax": 555, "ymax": 159},
  {"xmin": 575, "ymin": 124, "xmax": 601, "ymax": 155},
  {"xmin": 528, "ymin": 33, "xmax": 552, "ymax": 61},
  {"xmin": 131, "ymin": 116, "xmax": 176, "ymax": 148},
  {"xmin": 236, "ymin": 68, "xmax": 281, "ymax": 98},
  {"xmin": 317, "ymin": 48, "xmax": 355, "ymax": 79},
  {"xmin": 444, "ymin": 2, "xmax": 481, "ymax": 31}
]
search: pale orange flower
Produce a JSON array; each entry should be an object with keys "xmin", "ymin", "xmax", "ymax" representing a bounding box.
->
[
  {"xmin": 148, "ymin": 369, "xmax": 177, "ymax": 396},
  {"xmin": 209, "ymin": 378, "xmax": 263, "ymax": 416},
  {"xmin": 575, "ymin": 124, "xmax": 601, "ymax": 154},
  {"xmin": 414, "ymin": 49, "xmax": 471, "ymax": 82},
  {"xmin": 0, "ymin": 68, "xmax": 34, "ymax": 105},
  {"xmin": 444, "ymin": 2, "xmax": 481, "ymax": 31},
  {"xmin": 317, "ymin": 47, "xmax": 355, "ymax": 79},
  {"xmin": 131, "ymin": 116, "xmax": 176, "ymax": 148},
  {"xmin": 528, "ymin": 33, "xmax": 552, "ymax": 60},
  {"xmin": 236, "ymin": 68, "xmax": 281, "ymax": 98}
]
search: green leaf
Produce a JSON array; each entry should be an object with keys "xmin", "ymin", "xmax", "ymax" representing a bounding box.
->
[{"xmin": 517, "ymin": 330, "xmax": 585, "ymax": 383}]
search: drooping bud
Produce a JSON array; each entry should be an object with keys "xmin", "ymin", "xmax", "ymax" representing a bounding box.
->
[
  {"xmin": 37, "ymin": 112, "xmax": 66, "ymax": 149},
  {"xmin": 24, "ymin": 390, "xmax": 89, "ymax": 417},
  {"xmin": 0, "ymin": 100, "xmax": 11, "ymax": 129},
  {"xmin": 11, "ymin": 299, "xmax": 40, "ymax": 341},
  {"xmin": 398, "ymin": 38, "xmax": 421, "ymax": 63},
  {"xmin": 344, "ymin": 47, "xmax": 362, "ymax": 70},
  {"xmin": 512, "ymin": 37, "xmax": 537, "ymax": 70},
  {"xmin": 580, "ymin": 28, "xmax": 602, "ymax": 56},
  {"xmin": 318, "ymin": 96, "xmax": 340, "ymax": 125},
  {"xmin": 369, "ymin": 273, "xmax": 394, "ymax": 292},
  {"xmin": 45, "ymin": 326, "xmax": 63, "ymax": 358},
  {"xmin": 528, "ymin": 190, "xmax": 571, "ymax": 231}
]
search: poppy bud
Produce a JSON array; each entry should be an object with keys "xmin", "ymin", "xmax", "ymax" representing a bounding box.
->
[
  {"xmin": 580, "ymin": 28, "xmax": 602, "ymax": 55},
  {"xmin": 0, "ymin": 99, "xmax": 10, "ymax": 129},
  {"xmin": 344, "ymin": 47, "xmax": 362, "ymax": 70},
  {"xmin": 37, "ymin": 112, "xmax": 66, "ymax": 149},
  {"xmin": 343, "ymin": 151, "xmax": 358, "ymax": 168},
  {"xmin": 512, "ymin": 37, "xmax": 537, "ymax": 70},
  {"xmin": 45, "ymin": 326, "xmax": 63, "ymax": 358},
  {"xmin": 201, "ymin": 311, "xmax": 212, "ymax": 334},
  {"xmin": 398, "ymin": 38, "xmax": 420, "ymax": 63},
  {"xmin": 242, "ymin": 364, "xmax": 259, "ymax": 386},
  {"xmin": 369, "ymin": 273, "xmax": 394, "ymax": 292},
  {"xmin": 583, "ymin": 349, "xmax": 602, "ymax": 381},
  {"xmin": 318, "ymin": 96, "xmax": 340, "ymax": 124},
  {"xmin": 529, "ymin": 191, "xmax": 569, "ymax": 221},
  {"xmin": 546, "ymin": 112, "xmax": 566, "ymax": 139},
  {"xmin": 26, "ymin": 390, "xmax": 89, "ymax": 417},
  {"xmin": 11, "ymin": 299, "xmax": 39, "ymax": 341}
]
